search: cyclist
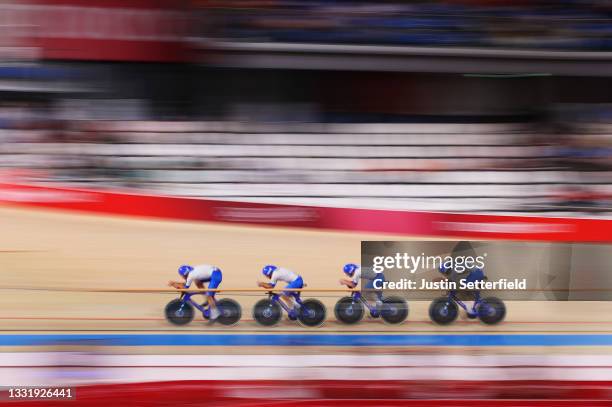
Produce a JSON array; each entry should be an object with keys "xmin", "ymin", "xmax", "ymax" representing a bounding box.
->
[
  {"xmin": 340, "ymin": 263, "xmax": 384, "ymax": 309},
  {"xmin": 168, "ymin": 264, "xmax": 222, "ymax": 320},
  {"xmin": 258, "ymin": 265, "xmax": 304, "ymax": 312}
]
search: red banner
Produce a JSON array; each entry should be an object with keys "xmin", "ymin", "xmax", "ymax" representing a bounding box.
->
[
  {"xmin": 16, "ymin": 0, "xmax": 191, "ymax": 62},
  {"xmin": 1, "ymin": 182, "xmax": 611, "ymax": 241},
  {"xmin": 2, "ymin": 380, "xmax": 611, "ymax": 406}
]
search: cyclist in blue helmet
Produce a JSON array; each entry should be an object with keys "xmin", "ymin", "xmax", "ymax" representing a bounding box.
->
[
  {"xmin": 339, "ymin": 263, "xmax": 360, "ymax": 289},
  {"xmin": 340, "ymin": 263, "xmax": 384, "ymax": 309},
  {"xmin": 168, "ymin": 263, "xmax": 223, "ymax": 320},
  {"xmin": 258, "ymin": 264, "xmax": 304, "ymax": 311}
]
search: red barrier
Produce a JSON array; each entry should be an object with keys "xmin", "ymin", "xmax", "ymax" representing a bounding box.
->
[
  {"xmin": 1, "ymin": 182, "xmax": 611, "ymax": 241},
  {"xmin": 22, "ymin": 0, "xmax": 191, "ymax": 62},
  {"xmin": 2, "ymin": 380, "xmax": 611, "ymax": 406}
]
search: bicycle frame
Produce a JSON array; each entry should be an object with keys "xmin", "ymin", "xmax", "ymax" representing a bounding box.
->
[
  {"xmin": 446, "ymin": 289, "xmax": 482, "ymax": 317},
  {"xmin": 179, "ymin": 292, "xmax": 217, "ymax": 316},
  {"xmin": 268, "ymin": 291, "xmax": 303, "ymax": 316},
  {"xmin": 351, "ymin": 291, "xmax": 379, "ymax": 315}
]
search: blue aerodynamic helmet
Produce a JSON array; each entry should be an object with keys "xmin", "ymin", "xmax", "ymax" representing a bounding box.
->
[
  {"xmin": 439, "ymin": 265, "xmax": 451, "ymax": 275},
  {"xmin": 178, "ymin": 264, "xmax": 194, "ymax": 277},
  {"xmin": 343, "ymin": 263, "xmax": 359, "ymax": 276},
  {"xmin": 262, "ymin": 265, "xmax": 277, "ymax": 278}
]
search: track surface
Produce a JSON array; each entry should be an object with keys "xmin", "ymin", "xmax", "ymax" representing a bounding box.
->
[
  {"xmin": 1, "ymin": 206, "xmax": 612, "ymax": 336},
  {"xmin": 3, "ymin": 206, "xmax": 612, "ymax": 406}
]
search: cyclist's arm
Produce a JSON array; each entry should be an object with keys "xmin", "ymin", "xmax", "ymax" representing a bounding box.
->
[
  {"xmin": 259, "ymin": 272, "xmax": 279, "ymax": 289},
  {"xmin": 168, "ymin": 281, "xmax": 186, "ymax": 289},
  {"xmin": 183, "ymin": 273, "xmax": 196, "ymax": 288},
  {"xmin": 339, "ymin": 277, "xmax": 357, "ymax": 288}
]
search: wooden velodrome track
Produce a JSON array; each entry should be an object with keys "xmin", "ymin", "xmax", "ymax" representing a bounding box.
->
[{"xmin": 2, "ymin": 205, "xmax": 612, "ymax": 335}]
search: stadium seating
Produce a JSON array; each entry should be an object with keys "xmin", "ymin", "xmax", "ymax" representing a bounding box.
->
[
  {"xmin": 2, "ymin": 121, "xmax": 611, "ymax": 213},
  {"xmin": 204, "ymin": 1, "xmax": 612, "ymax": 51}
]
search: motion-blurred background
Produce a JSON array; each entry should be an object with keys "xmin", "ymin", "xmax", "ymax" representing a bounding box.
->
[
  {"xmin": 1, "ymin": 0, "xmax": 612, "ymax": 213},
  {"xmin": 2, "ymin": 1, "xmax": 612, "ymax": 406}
]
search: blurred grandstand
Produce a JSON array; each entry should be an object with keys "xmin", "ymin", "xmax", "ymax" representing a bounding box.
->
[
  {"xmin": 0, "ymin": 0, "xmax": 612, "ymax": 215},
  {"xmin": 202, "ymin": 0, "xmax": 612, "ymax": 50},
  {"xmin": 3, "ymin": 119, "xmax": 612, "ymax": 214}
]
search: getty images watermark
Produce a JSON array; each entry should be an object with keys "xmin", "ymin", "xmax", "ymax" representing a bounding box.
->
[{"xmin": 369, "ymin": 252, "xmax": 527, "ymax": 291}]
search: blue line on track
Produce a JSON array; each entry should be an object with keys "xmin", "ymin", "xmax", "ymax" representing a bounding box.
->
[{"xmin": 2, "ymin": 334, "xmax": 612, "ymax": 347}]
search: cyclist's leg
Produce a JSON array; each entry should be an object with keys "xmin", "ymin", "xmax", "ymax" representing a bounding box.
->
[
  {"xmin": 364, "ymin": 273, "xmax": 384, "ymax": 307},
  {"xmin": 373, "ymin": 273, "xmax": 384, "ymax": 303},
  {"xmin": 207, "ymin": 269, "xmax": 223, "ymax": 319},
  {"xmin": 282, "ymin": 276, "xmax": 304, "ymax": 309}
]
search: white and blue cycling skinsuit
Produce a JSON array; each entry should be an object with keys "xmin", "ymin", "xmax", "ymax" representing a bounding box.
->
[
  {"xmin": 358, "ymin": 266, "xmax": 384, "ymax": 302},
  {"xmin": 269, "ymin": 267, "xmax": 304, "ymax": 296},
  {"xmin": 185, "ymin": 264, "xmax": 223, "ymax": 297}
]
